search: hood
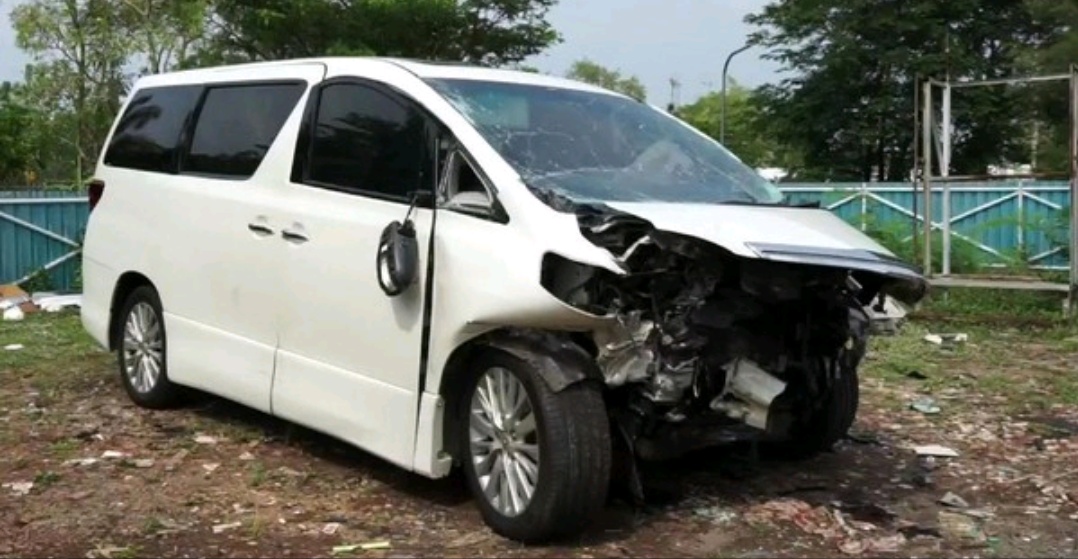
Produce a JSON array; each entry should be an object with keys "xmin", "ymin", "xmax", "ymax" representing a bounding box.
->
[
  {"xmin": 602, "ymin": 201, "xmax": 891, "ymax": 259},
  {"xmin": 601, "ymin": 201, "xmax": 927, "ymax": 302}
]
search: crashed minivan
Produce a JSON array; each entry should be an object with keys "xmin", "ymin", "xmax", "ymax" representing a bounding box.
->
[{"xmin": 81, "ymin": 57, "xmax": 927, "ymax": 543}]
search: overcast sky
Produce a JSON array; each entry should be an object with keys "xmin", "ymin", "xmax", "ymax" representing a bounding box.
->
[{"xmin": 0, "ymin": 0, "xmax": 783, "ymax": 105}]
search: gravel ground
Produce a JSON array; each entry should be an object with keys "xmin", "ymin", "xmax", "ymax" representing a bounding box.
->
[{"xmin": 2, "ymin": 311, "xmax": 1077, "ymax": 558}]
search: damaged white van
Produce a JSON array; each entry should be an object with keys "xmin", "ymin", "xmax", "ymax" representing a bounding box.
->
[{"xmin": 81, "ymin": 57, "xmax": 927, "ymax": 543}]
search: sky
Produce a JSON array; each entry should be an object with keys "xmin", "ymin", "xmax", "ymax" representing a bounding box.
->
[{"xmin": 0, "ymin": 0, "xmax": 784, "ymax": 106}]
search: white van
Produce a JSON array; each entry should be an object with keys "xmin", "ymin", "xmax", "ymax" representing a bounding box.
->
[{"xmin": 81, "ymin": 57, "xmax": 927, "ymax": 542}]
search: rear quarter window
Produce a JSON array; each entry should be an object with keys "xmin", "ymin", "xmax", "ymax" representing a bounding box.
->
[
  {"xmin": 103, "ymin": 85, "xmax": 202, "ymax": 173},
  {"xmin": 184, "ymin": 82, "xmax": 307, "ymax": 178}
]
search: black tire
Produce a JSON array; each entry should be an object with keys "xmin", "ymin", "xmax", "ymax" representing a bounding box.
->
[
  {"xmin": 115, "ymin": 285, "xmax": 185, "ymax": 409},
  {"xmin": 456, "ymin": 349, "xmax": 612, "ymax": 543},
  {"xmin": 776, "ymin": 365, "xmax": 860, "ymax": 459}
]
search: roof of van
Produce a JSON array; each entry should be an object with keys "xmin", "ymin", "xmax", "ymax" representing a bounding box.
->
[{"xmin": 134, "ymin": 56, "xmax": 624, "ymax": 98}]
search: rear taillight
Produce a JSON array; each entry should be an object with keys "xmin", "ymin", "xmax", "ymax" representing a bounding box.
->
[{"xmin": 88, "ymin": 179, "xmax": 105, "ymax": 211}]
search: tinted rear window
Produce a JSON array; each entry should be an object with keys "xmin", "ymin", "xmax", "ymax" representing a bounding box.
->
[
  {"xmin": 184, "ymin": 83, "xmax": 306, "ymax": 178},
  {"xmin": 103, "ymin": 85, "xmax": 202, "ymax": 173}
]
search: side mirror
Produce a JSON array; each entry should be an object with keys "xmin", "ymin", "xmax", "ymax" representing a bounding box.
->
[{"xmin": 376, "ymin": 220, "xmax": 419, "ymax": 297}]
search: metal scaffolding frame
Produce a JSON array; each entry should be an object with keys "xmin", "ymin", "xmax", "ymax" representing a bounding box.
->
[{"xmin": 913, "ymin": 66, "xmax": 1078, "ymax": 314}]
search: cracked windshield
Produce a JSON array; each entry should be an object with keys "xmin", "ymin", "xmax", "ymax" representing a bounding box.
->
[{"xmin": 427, "ymin": 79, "xmax": 785, "ymax": 206}]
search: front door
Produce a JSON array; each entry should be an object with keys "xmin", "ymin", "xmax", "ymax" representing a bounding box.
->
[{"xmin": 271, "ymin": 77, "xmax": 437, "ymax": 468}]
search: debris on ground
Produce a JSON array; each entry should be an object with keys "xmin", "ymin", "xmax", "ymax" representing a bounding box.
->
[
  {"xmin": 4, "ymin": 343, "xmax": 23, "ymax": 351},
  {"xmin": 211, "ymin": 522, "xmax": 242, "ymax": 534},
  {"xmin": 321, "ymin": 522, "xmax": 341, "ymax": 535},
  {"xmin": 332, "ymin": 541, "xmax": 391, "ymax": 554},
  {"xmin": 694, "ymin": 506, "xmax": 738, "ymax": 523},
  {"xmin": 905, "ymin": 370, "xmax": 929, "ymax": 380},
  {"xmin": 193, "ymin": 434, "xmax": 219, "ymax": 445},
  {"xmin": 910, "ymin": 397, "xmax": 942, "ymax": 415},
  {"xmin": 100, "ymin": 451, "xmax": 128, "ymax": 460},
  {"xmin": 914, "ymin": 444, "xmax": 960, "ymax": 457},
  {"xmin": 937, "ymin": 510, "xmax": 986, "ymax": 542},
  {"xmin": 132, "ymin": 459, "xmax": 155, "ymax": 469},
  {"xmin": 2, "ymin": 305, "xmax": 24, "ymax": 321},
  {"xmin": 63, "ymin": 458, "xmax": 99, "ymax": 467},
  {"xmin": 923, "ymin": 333, "xmax": 969, "ymax": 346},
  {"xmin": 939, "ymin": 492, "xmax": 970, "ymax": 508},
  {"xmin": 30, "ymin": 293, "xmax": 82, "ymax": 312},
  {"xmin": 3, "ymin": 481, "xmax": 34, "ymax": 496}
]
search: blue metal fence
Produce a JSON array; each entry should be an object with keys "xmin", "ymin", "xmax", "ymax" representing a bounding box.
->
[
  {"xmin": 0, "ymin": 190, "xmax": 88, "ymax": 291},
  {"xmin": 0, "ymin": 181, "xmax": 1071, "ymax": 291}
]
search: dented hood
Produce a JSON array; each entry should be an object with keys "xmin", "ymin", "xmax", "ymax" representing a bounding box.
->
[
  {"xmin": 602, "ymin": 201, "xmax": 926, "ymax": 298},
  {"xmin": 603, "ymin": 202, "xmax": 889, "ymax": 257}
]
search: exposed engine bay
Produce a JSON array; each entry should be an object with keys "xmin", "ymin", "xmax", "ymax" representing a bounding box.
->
[{"xmin": 539, "ymin": 203, "xmax": 927, "ymax": 468}]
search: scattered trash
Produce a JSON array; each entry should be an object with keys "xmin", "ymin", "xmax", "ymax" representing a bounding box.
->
[
  {"xmin": 202, "ymin": 463, "xmax": 220, "ymax": 474},
  {"xmin": 446, "ymin": 532, "xmax": 492, "ymax": 548},
  {"xmin": 132, "ymin": 459, "xmax": 155, "ymax": 469},
  {"xmin": 939, "ymin": 492, "xmax": 970, "ymax": 508},
  {"xmin": 4, "ymin": 344, "xmax": 24, "ymax": 351},
  {"xmin": 87, "ymin": 545, "xmax": 135, "ymax": 559},
  {"xmin": 845, "ymin": 430, "xmax": 881, "ymax": 445},
  {"xmin": 64, "ymin": 458, "xmax": 99, "ymax": 467},
  {"xmin": 914, "ymin": 445, "xmax": 959, "ymax": 458},
  {"xmin": 239, "ymin": 451, "xmax": 255, "ymax": 461},
  {"xmin": 32, "ymin": 293, "xmax": 82, "ymax": 312},
  {"xmin": 193, "ymin": 434, "xmax": 218, "ymax": 445},
  {"xmin": 3, "ymin": 481, "xmax": 33, "ymax": 496},
  {"xmin": 212, "ymin": 521, "xmax": 242, "ymax": 534},
  {"xmin": 938, "ymin": 510, "xmax": 986, "ymax": 542},
  {"xmin": 321, "ymin": 522, "xmax": 342, "ymax": 535},
  {"xmin": 332, "ymin": 541, "xmax": 391, "ymax": 554},
  {"xmin": 923, "ymin": 333, "xmax": 969, "ymax": 346},
  {"xmin": 100, "ymin": 450, "xmax": 128, "ymax": 459},
  {"xmin": 897, "ymin": 520, "xmax": 942, "ymax": 539},
  {"xmin": 3, "ymin": 306, "xmax": 24, "ymax": 321},
  {"xmin": 905, "ymin": 370, "xmax": 929, "ymax": 380},
  {"xmin": 910, "ymin": 396, "xmax": 941, "ymax": 415}
]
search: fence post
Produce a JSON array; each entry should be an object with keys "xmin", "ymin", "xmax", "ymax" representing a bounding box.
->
[
  {"xmin": 1016, "ymin": 179, "xmax": 1025, "ymax": 264},
  {"xmin": 860, "ymin": 182, "xmax": 868, "ymax": 231}
]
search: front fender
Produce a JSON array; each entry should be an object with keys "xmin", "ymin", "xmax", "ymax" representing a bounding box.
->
[{"xmin": 482, "ymin": 329, "xmax": 600, "ymax": 392}]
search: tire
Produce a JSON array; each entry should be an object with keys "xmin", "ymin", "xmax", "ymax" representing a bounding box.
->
[
  {"xmin": 456, "ymin": 349, "xmax": 612, "ymax": 543},
  {"xmin": 776, "ymin": 365, "xmax": 860, "ymax": 459},
  {"xmin": 115, "ymin": 285, "xmax": 185, "ymax": 409}
]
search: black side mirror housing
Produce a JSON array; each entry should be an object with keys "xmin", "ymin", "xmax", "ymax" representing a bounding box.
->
[{"xmin": 377, "ymin": 220, "xmax": 419, "ymax": 296}]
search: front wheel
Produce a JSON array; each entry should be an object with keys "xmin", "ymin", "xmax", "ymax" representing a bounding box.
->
[
  {"xmin": 774, "ymin": 365, "xmax": 860, "ymax": 460},
  {"xmin": 457, "ymin": 349, "xmax": 612, "ymax": 543}
]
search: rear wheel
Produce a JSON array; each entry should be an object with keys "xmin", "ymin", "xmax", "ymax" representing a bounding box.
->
[
  {"xmin": 457, "ymin": 349, "xmax": 612, "ymax": 543},
  {"xmin": 116, "ymin": 286, "xmax": 185, "ymax": 409}
]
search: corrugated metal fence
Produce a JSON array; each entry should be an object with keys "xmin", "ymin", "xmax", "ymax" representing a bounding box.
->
[{"xmin": 0, "ymin": 181, "xmax": 1072, "ymax": 291}]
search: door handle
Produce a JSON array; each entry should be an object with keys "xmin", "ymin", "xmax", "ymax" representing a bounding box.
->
[
  {"xmin": 247, "ymin": 223, "xmax": 274, "ymax": 236},
  {"xmin": 281, "ymin": 229, "xmax": 309, "ymax": 243}
]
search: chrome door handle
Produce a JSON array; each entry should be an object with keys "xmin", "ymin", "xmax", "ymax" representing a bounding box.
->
[
  {"xmin": 281, "ymin": 229, "xmax": 309, "ymax": 243},
  {"xmin": 247, "ymin": 223, "xmax": 274, "ymax": 236}
]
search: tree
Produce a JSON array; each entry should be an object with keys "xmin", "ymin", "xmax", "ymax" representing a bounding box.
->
[
  {"xmin": 199, "ymin": 0, "xmax": 561, "ymax": 67},
  {"xmin": 119, "ymin": 0, "xmax": 210, "ymax": 74},
  {"xmin": 12, "ymin": 0, "xmax": 132, "ymax": 184},
  {"xmin": 747, "ymin": 0, "xmax": 1063, "ymax": 181},
  {"xmin": 676, "ymin": 79, "xmax": 798, "ymax": 170},
  {"xmin": 565, "ymin": 59, "xmax": 646, "ymax": 101},
  {"xmin": 0, "ymin": 83, "xmax": 40, "ymax": 186}
]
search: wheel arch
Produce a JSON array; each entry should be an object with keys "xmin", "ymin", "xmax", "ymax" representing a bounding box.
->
[
  {"xmin": 108, "ymin": 271, "xmax": 157, "ymax": 350},
  {"xmin": 437, "ymin": 327, "xmax": 602, "ymax": 464}
]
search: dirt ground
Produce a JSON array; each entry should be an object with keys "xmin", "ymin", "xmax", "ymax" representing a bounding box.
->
[{"xmin": 2, "ymin": 311, "xmax": 1078, "ymax": 558}]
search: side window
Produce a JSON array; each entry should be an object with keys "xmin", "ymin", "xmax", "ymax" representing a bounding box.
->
[
  {"xmin": 103, "ymin": 85, "xmax": 202, "ymax": 173},
  {"xmin": 184, "ymin": 82, "xmax": 306, "ymax": 178},
  {"xmin": 307, "ymin": 83, "xmax": 428, "ymax": 199}
]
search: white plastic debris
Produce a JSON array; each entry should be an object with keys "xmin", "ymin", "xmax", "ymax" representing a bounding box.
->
[
  {"xmin": 212, "ymin": 521, "xmax": 242, "ymax": 534},
  {"xmin": 2, "ymin": 306, "xmax": 24, "ymax": 321},
  {"xmin": 202, "ymin": 462, "xmax": 220, "ymax": 473},
  {"xmin": 36, "ymin": 294, "xmax": 82, "ymax": 312},
  {"xmin": 101, "ymin": 450, "xmax": 128, "ymax": 459},
  {"xmin": 64, "ymin": 458, "xmax": 100, "ymax": 467},
  {"xmin": 3, "ymin": 481, "xmax": 33, "ymax": 495},
  {"xmin": 4, "ymin": 344, "xmax": 24, "ymax": 351},
  {"xmin": 193, "ymin": 434, "xmax": 218, "ymax": 445},
  {"xmin": 322, "ymin": 522, "xmax": 342, "ymax": 535},
  {"xmin": 914, "ymin": 445, "xmax": 960, "ymax": 457}
]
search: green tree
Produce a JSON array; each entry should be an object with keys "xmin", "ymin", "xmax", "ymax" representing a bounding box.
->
[
  {"xmin": 0, "ymin": 83, "xmax": 40, "ymax": 186},
  {"xmin": 12, "ymin": 0, "xmax": 132, "ymax": 185},
  {"xmin": 119, "ymin": 0, "xmax": 210, "ymax": 74},
  {"xmin": 675, "ymin": 79, "xmax": 799, "ymax": 170},
  {"xmin": 747, "ymin": 0, "xmax": 1062, "ymax": 181},
  {"xmin": 565, "ymin": 59, "xmax": 647, "ymax": 101},
  {"xmin": 199, "ymin": 0, "xmax": 561, "ymax": 67}
]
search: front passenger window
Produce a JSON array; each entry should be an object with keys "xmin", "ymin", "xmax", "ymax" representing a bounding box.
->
[{"xmin": 307, "ymin": 83, "xmax": 428, "ymax": 200}]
